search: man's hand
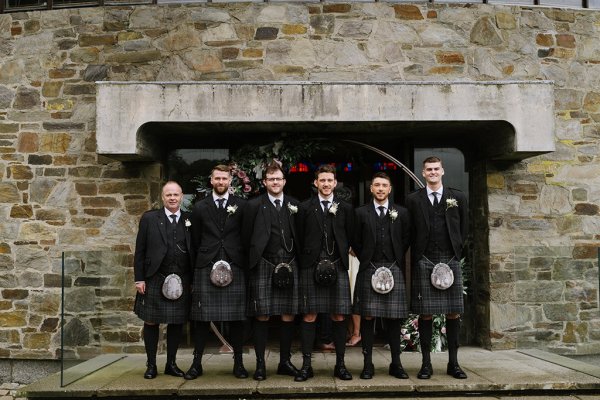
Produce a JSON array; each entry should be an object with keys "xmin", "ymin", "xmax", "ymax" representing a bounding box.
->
[{"xmin": 135, "ymin": 281, "xmax": 146, "ymax": 294}]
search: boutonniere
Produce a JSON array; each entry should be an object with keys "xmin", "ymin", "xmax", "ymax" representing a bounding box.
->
[
  {"xmin": 184, "ymin": 219, "xmax": 191, "ymax": 228},
  {"xmin": 446, "ymin": 198, "xmax": 458, "ymax": 210},
  {"xmin": 226, "ymin": 204, "xmax": 238, "ymax": 215},
  {"xmin": 389, "ymin": 209, "xmax": 398, "ymax": 222},
  {"xmin": 287, "ymin": 203, "xmax": 298, "ymax": 214},
  {"xmin": 329, "ymin": 202, "xmax": 339, "ymax": 216}
]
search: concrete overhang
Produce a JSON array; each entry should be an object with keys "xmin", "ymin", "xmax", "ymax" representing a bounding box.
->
[{"xmin": 96, "ymin": 81, "xmax": 555, "ymax": 161}]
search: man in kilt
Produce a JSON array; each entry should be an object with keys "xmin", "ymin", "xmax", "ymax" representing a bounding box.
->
[
  {"xmin": 133, "ymin": 181, "xmax": 194, "ymax": 379},
  {"xmin": 242, "ymin": 162, "xmax": 301, "ymax": 381},
  {"xmin": 185, "ymin": 165, "xmax": 248, "ymax": 380},
  {"xmin": 295, "ymin": 164, "xmax": 354, "ymax": 382},
  {"xmin": 351, "ymin": 172, "xmax": 410, "ymax": 380},
  {"xmin": 406, "ymin": 156, "xmax": 469, "ymax": 380}
]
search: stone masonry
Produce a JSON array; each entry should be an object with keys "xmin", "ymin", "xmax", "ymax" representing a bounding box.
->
[{"xmin": 0, "ymin": 2, "xmax": 600, "ymax": 364}]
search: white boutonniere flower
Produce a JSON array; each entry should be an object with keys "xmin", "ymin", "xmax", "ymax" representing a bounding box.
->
[
  {"xmin": 184, "ymin": 219, "xmax": 191, "ymax": 227},
  {"xmin": 446, "ymin": 198, "xmax": 458, "ymax": 210},
  {"xmin": 389, "ymin": 209, "xmax": 398, "ymax": 222},
  {"xmin": 287, "ymin": 203, "xmax": 298, "ymax": 214},
  {"xmin": 329, "ymin": 202, "xmax": 339, "ymax": 216},
  {"xmin": 227, "ymin": 204, "xmax": 238, "ymax": 215}
]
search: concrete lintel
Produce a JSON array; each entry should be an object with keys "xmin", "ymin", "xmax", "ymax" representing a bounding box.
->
[{"xmin": 96, "ymin": 81, "xmax": 555, "ymax": 160}]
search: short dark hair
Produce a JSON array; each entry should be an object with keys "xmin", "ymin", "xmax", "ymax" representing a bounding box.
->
[
  {"xmin": 315, "ymin": 164, "xmax": 336, "ymax": 179},
  {"xmin": 264, "ymin": 162, "xmax": 285, "ymax": 178},
  {"xmin": 422, "ymin": 156, "xmax": 442, "ymax": 167},
  {"xmin": 372, "ymin": 172, "xmax": 391, "ymax": 183},
  {"xmin": 211, "ymin": 164, "xmax": 231, "ymax": 176}
]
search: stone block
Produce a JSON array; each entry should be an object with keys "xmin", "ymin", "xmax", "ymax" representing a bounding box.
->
[
  {"xmin": 79, "ymin": 34, "xmax": 116, "ymax": 47},
  {"xmin": 0, "ymin": 123, "xmax": 18, "ymax": 133},
  {"xmin": 43, "ymin": 273, "xmax": 66, "ymax": 288},
  {"xmin": 17, "ymin": 222, "xmax": 56, "ymax": 242},
  {"xmin": 393, "ymin": 4, "xmax": 422, "ymax": 20},
  {"xmin": 574, "ymin": 203, "xmax": 599, "ymax": 215},
  {"xmin": 13, "ymin": 87, "xmax": 40, "ymax": 110},
  {"xmin": 81, "ymin": 196, "xmax": 120, "ymax": 208},
  {"xmin": 584, "ymin": 92, "xmax": 600, "ymax": 113},
  {"xmin": 29, "ymin": 178, "xmax": 57, "ymax": 204},
  {"xmin": 63, "ymin": 83, "xmax": 96, "ymax": 96},
  {"xmin": 10, "ymin": 205, "xmax": 33, "ymax": 218},
  {"xmin": 495, "ymin": 12, "xmax": 516, "ymax": 30},
  {"xmin": 68, "ymin": 166, "xmax": 102, "ymax": 178},
  {"xmin": 435, "ymin": 51, "xmax": 465, "ymax": 65},
  {"xmin": 1, "ymin": 289, "xmax": 28, "ymax": 300},
  {"xmin": 35, "ymin": 209, "xmax": 66, "ymax": 224},
  {"xmin": 470, "ymin": 17, "xmax": 503, "ymax": 46},
  {"xmin": 28, "ymin": 155, "xmax": 52, "ymax": 165},
  {"xmin": 42, "ymin": 122, "xmax": 85, "ymax": 131},
  {"xmin": 41, "ymin": 81, "xmax": 62, "ymax": 98},
  {"xmin": 41, "ymin": 317, "xmax": 59, "ymax": 332},
  {"xmin": 543, "ymin": 303, "xmax": 578, "ymax": 321},
  {"xmin": 75, "ymin": 182, "xmax": 97, "ymax": 196},
  {"xmin": 563, "ymin": 321, "xmax": 587, "ymax": 343},
  {"xmin": 310, "ymin": 15, "xmax": 334, "ymax": 35},
  {"xmin": 255, "ymin": 27, "xmax": 278, "ymax": 40},
  {"xmin": 282, "ymin": 24, "xmax": 307, "ymax": 35},
  {"xmin": 0, "ymin": 311, "xmax": 27, "ymax": 327},
  {"xmin": 515, "ymin": 281, "xmax": 563, "ymax": 302},
  {"xmin": 572, "ymin": 245, "xmax": 597, "ymax": 260},
  {"xmin": 46, "ymin": 99, "xmax": 74, "ymax": 111},
  {"xmin": 98, "ymin": 181, "xmax": 148, "ymax": 195},
  {"xmin": 0, "ymin": 183, "xmax": 21, "ymax": 203},
  {"xmin": 48, "ymin": 68, "xmax": 75, "ymax": 79},
  {"xmin": 536, "ymin": 33, "xmax": 553, "ymax": 47},
  {"xmin": 242, "ymin": 48, "xmax": 263, "ymax": 58},
  {"xmin": 39, "ymin": 133, "xmax": 71, "ymax": 153},
  {"xmin": 0, "ymin": 243, "xmax": 10, "ymax": 254},
  {"xmin": 8, "ymin": 165, "xmax": 33, "ymax": 180},
  {"xmin": 62, "ymin": 318, "xmax": 90, "ymax": 346},
  {"xmin": 105, "ymin": 50, "xmax": 162, "ymax": 64},
  {"xmin": 83, "ymin": 208, "xmax": 112, "ymax": 217},
  {"xmin": 71, "ymin": 217, "xmax": 103, "ymax": 228},
  {"xmin": 83, "ymin": 65, "xmax": 109, "ymax": 82}
]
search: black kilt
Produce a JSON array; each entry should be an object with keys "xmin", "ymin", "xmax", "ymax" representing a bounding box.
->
[
  {"xmin": 411, "ymin": 252, "xmax": 464, "ymax": 315},
  {"xmin": 134, "ymin": 272, "xmax": 191, "ymax": 324},
  {"xmin": 299, "ymin": 259, "xmax": 352, "ymax": 315},
  {"xmin": 247, "ymin": 257, "xmax": 299, "ymax": 317},
  {"xmin": 190, "ymin": 262, "xmax": 246, "ymax": 322},
  {"xmin": 352, "ymin": 262, "xmax": 409, "ymax": 319}
]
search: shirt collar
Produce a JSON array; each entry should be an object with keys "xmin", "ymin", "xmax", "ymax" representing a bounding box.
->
[
  {"xmin": 268, "ymin": 193, "xmax": 284, "ymax": 206},
  {"xmin": 164, "ymin": 207, "xmax": 181, "ymax": 220},
  {"xmin": 318, "ymin": 194, "xmax": 334, "ymax": 203},
  {"xmin": 426, "ymin": 186, "xmax": 444, "ymax": 197},
  {"xmin": 212, "ymin": 192, "xmax": 230, "ymax": 203},
  {"xmin": 373, "ymin": 200, "xmax": 389, "ymax": 211}
]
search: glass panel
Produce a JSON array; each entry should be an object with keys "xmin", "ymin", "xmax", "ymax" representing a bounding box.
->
[
  {"xmin": 487, "ymin": 0, "xmax": 534, "ymax": 4},
  {"xmin": 539, "ymin": 0, "xmax": 583, "ymax": 7},
  {"xmin": 52, "ymin": 0, "xmax": 99, "ymax": 6},
  {"xmin": 590, "ymin": 0, "xmax": 600, "ymax": 8},
  {"xmin": 105, "ymin": 0, "xmax": 152, "ymax": 5},
  {"xmin": 413, "ymin": 148, "xmax": 469, "ymax": 197},
  {"xmin": 5, "ymin": 0, "xmax": 46, "ymax": 10}
]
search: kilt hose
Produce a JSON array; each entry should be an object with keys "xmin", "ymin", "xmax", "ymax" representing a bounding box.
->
[
  {"xmin": 190, "ymin": 262, "xmax": 247, "ymax": 322},
  {"xmin": 134, "ymin": 272, "xmax": 191, "ymax": 324},
  {"xmin": 247, "ymin": 258, "xmax": 299, "ymax": 317},
  {"xmin": 411, "ymin": 251, "xmax": 464, "ymax": 315},
  {"xmin": 352, "ymin": 262, "xmax": 409, "ymax": 319},
  {"xmin": 299, "ymin": 259, "xmax": 352, "ymax": 315}
]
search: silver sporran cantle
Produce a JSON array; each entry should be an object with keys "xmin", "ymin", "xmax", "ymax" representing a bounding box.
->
[
  {"xmin": 430, "ymin": 263, "xmax": 454, "ymax": 290},
  {"xmin": 371, "ymin": 266, "xmax": 394, "ymax": 294},
  {"xmin": 162, "ymin": 273, "xmax": 183, "ymax": 300},
  {"xmin": 210, "ymin": 260, "xmax": 233, "ymax": 287}
]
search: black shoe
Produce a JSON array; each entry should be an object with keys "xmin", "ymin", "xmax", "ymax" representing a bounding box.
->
[
  {"xmin": 417, "ymin": 363, "xmax": 433, "ymax": 379},
  {"xmin": 144, "ymin": 363, "xmax": 157, "ymax": 379},
  {"xmin": 277, "ymin": 360, "xmax": 299, "ymax": 377},
  {"xmin": 333, "ymin": 363, "xmax": 353, "ymax": 380},
  {"xmin": 359, "ymin": 363, "xmax": 374, "ymax": 380},
  {"xmin": 388, "ymin": 363, "xmax": 409, "ymax": 379},
  {"xmin": 233, "ymin": 360, "xmax": 249, "ymax": 379},
  {"xmin": 447, "ymin": 363, "xmax": 467, "ymax": 379},
  {"xmin": 164, "ymin": 361, "xmax": 184, "ymax": 377},
  {"xmin": 184, "ymin": 362, "xmax": 203, "ymax": 380},
  {"xmin": 294, "ymin": 365, "xmax": 313, "ymax": 382},
  {"xmin": 253, "ymin": 359, "xmax": 266, "ymax": 381}
]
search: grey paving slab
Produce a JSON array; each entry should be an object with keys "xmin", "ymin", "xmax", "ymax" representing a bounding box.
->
[{"xmin": 520, "ymin": 349, "xmax": 600, "ymax": 379}]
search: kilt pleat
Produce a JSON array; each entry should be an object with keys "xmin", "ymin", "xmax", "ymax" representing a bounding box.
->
[
  {"xmin": 299, "ymin": 259, "xmax": 352, "ymax": 315},
  {"xmin": 247, "ymin": 258, "xmax": 299, "ymax": 317},
  {"xmin": 133, "ymin": 272, "xmax": 191, "ymax": 324},
  {"xmin": 411, "ymin": 253, "xmax": 464, "ymax": 315},
  {"xmin": 352, "ymin": 262, "xmax": 409, "ymax": 319},
  {"xmin": 190, "ymin": 262, "xmax": 246, "ymax": 321}
]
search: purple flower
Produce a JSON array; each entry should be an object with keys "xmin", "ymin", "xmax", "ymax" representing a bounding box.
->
[
  {"xmin": 243, "ymin": 177, "xmax": 251, "ymax": 184},
  {"xmin": 237, "ymin": 170, "xmax": 247, "ymax": 179},
  {"xmin": 243, "ymin": 184, "xmax": 252, "ymax": 193}
]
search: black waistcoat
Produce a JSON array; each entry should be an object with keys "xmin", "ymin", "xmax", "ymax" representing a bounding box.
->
[
  {"xmin": 424, "ymin": 201, "xmax": 453, "ymax": 257},
  {"xmin": 264, "ymin": 204, "xmax": 294, "ymax": 260},
  {"xmin": 161, "ymin": 215, "xmax": 190, "ymax": 275},
  {"xmin": 373, "ymin": 214, "xmax": 394, "ymax": 263},
  {"xmin": 320, "ymin": 211, "xmax": 340, "ymax": 260}
]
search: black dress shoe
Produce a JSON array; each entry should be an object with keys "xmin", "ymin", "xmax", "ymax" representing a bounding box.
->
[
  {"xmin": 144, "ymin": 364, "xmax": 157, "ymax": 379},
  {"xmin": 388, "ymin": 363, "xmax": 409, "ymax": 379},
  {"xmin": 164, "ymin": 362, "xmax": 185, "ymax": 377},
  {"xmin": 447, "ymin": 363, "xmax": 467, "ymax": 379},
  {"xmin": 277, "ymin": 360, "xmax": 299, "ymax": 376},
  {"xmin": 253, "ymin": 359, "xmax": 266, "ymax": 381},
  {"xmin": 184, "ymin": 363, "xmax": 203, "ymax": 380},
  {"xmin": 294, "ymin": 366, "xmax": 313, "ymax": 382},
  {"xmin": 233, "ymin": 361, "xmax": 249, "ymax": 379},
  {"xmin": 359, "ymin": 363, "xmax": 374, "ymax": 380},
  {"xmin": 333, "ymin": 363, "xmax": 353, "ymax": 380},
  {"xmin": 417, "ymin": 363, "xmax": 433, "ymax": 379}
]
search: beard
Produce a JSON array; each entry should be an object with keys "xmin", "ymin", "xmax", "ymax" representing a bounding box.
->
[{"xmin": 213, "ymin": 185, "xmax": 228, "ymax": 196}]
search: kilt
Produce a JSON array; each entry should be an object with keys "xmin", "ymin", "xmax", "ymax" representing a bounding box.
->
[
  {"xmin": 134, "ymin": 272, "xmax": 191, "ymax": 324},
  {"xmin": 352, "ymin": 262, "xmax": 409, "ymax": 319},
  {"xmin": 411, "ymin": 252, "xmax": 464, "ymax": 315},
  {"xmin": 190, "ymin": 262, "xmax": 246, "ymax": 322},
  {"xmin": 247, "ymin": 257, "xmax": 299, "ymax": 317},
  {"xmin": 299, "ymin": 259, "xmax": 352, "ymax": 315}
]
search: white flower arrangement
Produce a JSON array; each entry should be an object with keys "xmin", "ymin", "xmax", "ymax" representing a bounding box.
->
[
  {"xmin": 446, "ymin": 198, "xmax": 458, "ymax": 210},
  {"xmin": 185, "ymin": 219, "xmax": 191, "ymax": 227},
  {"xmin": 389, "ymin": 209, "xmax": 398, "ymax": 222},
  {"xmin": 226, "ymin": 204, "xmax": 238, "ymax": 215},
  {"xmin": 287, "ymin": 203, "xmax": 298, "ymax": 214},
  {"xmin": 328, "ymin": 201, "xmax": 339, "ymax": 216}
]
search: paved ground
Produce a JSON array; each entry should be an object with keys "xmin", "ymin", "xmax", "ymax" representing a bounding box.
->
[{"xmin": 20, "ymin": 346, "xmax": 600, "ymax": 399}]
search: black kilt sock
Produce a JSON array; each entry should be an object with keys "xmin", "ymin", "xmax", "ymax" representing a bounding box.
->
[
  {"xmin": 446, "ymin": 318, "xmax": 460, "ymax": 365},
  {"xmin": 360, "ymin": 318, "xmax": 375, "ymax": 365},
  {"xmin": 332, "ymin": 320, "xmax": 347, "ymax": 365},
  {"xmin": 386, "ymin": 318, "xmax": 401, "ymax": 365},
  {"xmin": 280, "ymin": 321, "xmax": 295, "ymax": 362},
  {"xmin": 166, "ymin": 323, "xmax": 183, "ymax": 362},
  {"xmin": 229, "ymin": 320, "xmax": 245, "ymax": 355},
  {"xmin": 143, "ymin": 323, "xmax": 159, "ymax": 365},
  {"xmin": 300, "ymin": 321, "xmax": 316, "ymax": 355},
  {"xmin": 418, "ymin": 318, "xmax": 432, "ymax": 365},
  {"xmin": 253, "ymin": 320, "xmax": 268, "ymax": 361},
  {"xmin": 191, "ymin": 321, "xmax": 210, "ymax": 358}
]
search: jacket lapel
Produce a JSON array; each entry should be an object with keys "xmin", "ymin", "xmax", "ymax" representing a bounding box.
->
[
  {"xmin": 260, "ymin": 195, "xmax": 272, "ymax": 233},
  {"xmin": 418, "ymin": 189, "xmax": 431, "ymax": 231},
  {"xmin": 367, "ymin": 205, "xmax": 377, "ymax": 241},
  {"xmin": 156, "ymin": 210, "xmax": 168, "ymax": 245},
  {"xmin": 311, "ymin": 197, "xmax": 324, "ymax": 231}
]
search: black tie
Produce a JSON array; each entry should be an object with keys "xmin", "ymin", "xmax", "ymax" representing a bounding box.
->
[
  {"xmin": 274, "ymin": 199, "xmax": 282, "ymax": 212},
  {"xmin": 170, "ymin": 214, "xmax": 177, "ymax": 224},
  {"xmin": 432, "ymin": 192, "xmax": 439, "ymax": 207},
  {"xmin": 321, "ymin": 200, "xmax": 330, "ymax": 214},
  {"xmin": 378, "ymin": 206, "xmax": 386, "ymax": 218},
  {"xmin": 217, "ymin": 198, "xmax": 225, "ymax": 210}
]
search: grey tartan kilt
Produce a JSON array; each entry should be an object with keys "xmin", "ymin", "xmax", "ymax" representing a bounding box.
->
[
  {"xmin": 247, "ymin": 258, "xmax": 299, "ymax": 317},
  {"xmin": 299, "ymin": 259, "xmax": 352, "ymax": 315},
  {"xmin": 190, "ymin": 262, "xmax": 247, "ymax": 322},
  {"xmin": 411, "ymin": 252, "xmax": 464, "ymax": 315},
  {"xmin": 352, "ymin": 262, "xmax": 409, "ymax": 319},
  {"xmin": 134, "ymin": 272, "xmax": 191, "ymax": 324}
]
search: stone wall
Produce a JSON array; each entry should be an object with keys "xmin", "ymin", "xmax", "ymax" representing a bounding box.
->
[{"xmin": 0, "ymin": 2, "xmax": 599, "ymax": 359}]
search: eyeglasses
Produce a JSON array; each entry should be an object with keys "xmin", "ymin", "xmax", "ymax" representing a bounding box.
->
[{"xmin": 265, "ymin": 177, "xmax": 284, "ymax": 182}]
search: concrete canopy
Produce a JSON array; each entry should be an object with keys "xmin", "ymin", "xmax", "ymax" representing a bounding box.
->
[{"xmin": 96, "ymin": 81, "xmax": 555, "ymax": 161}]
